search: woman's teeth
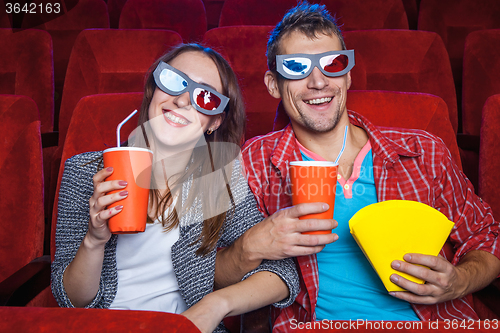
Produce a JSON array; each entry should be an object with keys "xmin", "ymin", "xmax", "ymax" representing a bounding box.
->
[
  {"xmin": 165, "ymin": 112, "xmax": 189, "ymax": 125},
  {"xmin": 305, "ymin": 97, "xmax": 333, "ymax": 105}
]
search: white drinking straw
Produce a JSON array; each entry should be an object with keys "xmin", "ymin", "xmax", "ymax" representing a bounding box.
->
[
  {"xmin": 334, "ymin": 125, "xmax": 348, "ymax": 165},
  {"xmin": 116, "ymin": 109, "xmax": 138, "ymax": 147}
]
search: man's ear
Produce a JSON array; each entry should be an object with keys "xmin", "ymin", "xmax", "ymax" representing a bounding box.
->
[
  {"xmin": 347, "ymin": 71, "xmax": 352, "ymax": 90},
  {"xmin": 264, "ymin": 70, "xmax": 282, "ymax": 99}
]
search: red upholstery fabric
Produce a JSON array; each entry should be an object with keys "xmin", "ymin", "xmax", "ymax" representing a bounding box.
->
[
  {"xmin": 203, "ymin": 26, "xmax": 279, "ymax": 140},
  {"xmin": 107, "ymin": 0, "xmax": 128, "ymax": 28},
  {"xmin": 51, "ymin": 93, "xmax": 143, "ymax": 257},
  {"xmin": 344, "ymin": 30, "xmax": 458, "ymax": 134},
  {"xmin": 0, "ymin": 95, "xmax": 44, "ymax": 282},
  {"xmin": 0, "ymin": 307, "xmax": 200, "ymax": 332},
  {"xmin": 0, "ymin": 29, "xmax": 54, "ymax": 133},
  {"xmin": 21, "ymin": 0, "xmax": 109, "ymax": 115},
  {"xmin": 0, "ymin": 27, "xmax": 55, "ymax": 246},
  {"xmin": 58, "ymin": 28, "xmax": 182, "ymax": 146},
  {"xmin": 462, "ymin": 29, "xmax": 500, "ymax": 136},
  {"xmin": 418, "ymin": 0, "xmax": 500, "ymax": 90},
  {"xmin": 219, "ymin": 0, "xmax": 408, "ymax": 30},
  {"xmin": 273, "ymin": 90, "xmax": 461, "ymax": 169},
  {"xmin": 479, "ymin": 94, "xmax": 500, "ymax": 220},
  {"xmin": 119, "ymin": 0, "xmax": 207, "ymax": 43}
]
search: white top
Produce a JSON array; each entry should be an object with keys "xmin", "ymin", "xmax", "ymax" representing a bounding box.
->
[{"xmin": 110, "ymin": 208, "xmax": 187, "ymax": 313}]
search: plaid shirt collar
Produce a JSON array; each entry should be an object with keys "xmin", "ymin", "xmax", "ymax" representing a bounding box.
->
[{"xmin": 270, "ymin": 110, "xmax": 421, "ymax": 173}]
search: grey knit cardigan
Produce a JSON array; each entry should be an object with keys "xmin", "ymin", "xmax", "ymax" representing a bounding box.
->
[{"xmin": 51, "ymin": 151, "xmax": 299, "ymax": 333}]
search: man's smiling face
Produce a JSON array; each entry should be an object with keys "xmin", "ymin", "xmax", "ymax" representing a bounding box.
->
[{"xmin": 271, "ymin": 30, "xmax": 352, "ymax": 134}]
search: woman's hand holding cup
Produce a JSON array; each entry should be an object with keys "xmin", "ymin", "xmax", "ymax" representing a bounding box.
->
[{"xmin": 87, "ymin": 167, "xmax": 128, "ymax": 246}]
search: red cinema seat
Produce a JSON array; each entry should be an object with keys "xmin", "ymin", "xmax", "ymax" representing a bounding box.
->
[
  {"xmin": 47, "ymin": 28, "xmax": 181, "ymax": 235},
  {"xmin": 219, "ymin": 0, "xmax": 408, "ymax": 31},
  {"xmin": 0, "ymin": 307, "xmax": 200, "ymax": 332},
  {"xmin": 418, "ymin": 0, "xmax": 500, "ymax": 93},
  {"xmin": 58, "ymin": 29, "xmax": 182, "ymax": 147},
  {"xmin": 119, "ymin": 0, "xmax": 207, "ymax": 43},
  {"xmin": 51, "ymin": 92, "xmax": 144, "ymax": 257},
  {"xmin": 477, "ymin": 94, "xmax": 500, "ymax": 318},
  {"xmin": 462, "ymin": 29, "xmax": 500, "ymax": 137},
  {"xmin": 344, "ymin": 30, "xmax": 458, "ymax": 134},
  {"xmin": 8, "ymin": 93, "xmax": 143, "ymax": 308},
  {"xmin": 203, "ymin": 26, "xmax": 279, "ymax": 140},
  {"xmin": 0, "ymin": 29, "xmax": 54, "ymax": 133},
  {"xmin": 460, "ymin": 29, "xmax": 500, "ymax": 191},
  {"xmin": 0, "ymin": 95, "xmax": 44, "ymax": 285},
  {"xmin": 273, "ymin": 90, "xmax": 461, "ymax": 168},
  {"xmin": 21, "ymin": 0, "xmax": 110, "ymax": 116},
  {"xmin": 479, "ymin": 94, "xmax": 500, "ymax": 220}
]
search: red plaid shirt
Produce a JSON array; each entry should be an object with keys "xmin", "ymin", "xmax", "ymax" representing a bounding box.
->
[{"xmin": 241, "ymin": 111, "xmax": 500, "ymax": 332}]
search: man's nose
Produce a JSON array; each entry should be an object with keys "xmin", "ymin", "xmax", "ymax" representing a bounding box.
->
[{"xmin": 306, "ymin": 66, "xmax": 329, "ymax": 89}]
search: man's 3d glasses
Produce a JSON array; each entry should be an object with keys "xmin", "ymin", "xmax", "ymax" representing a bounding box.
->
[
  {"xmin": 153, "ymin": 62, "xmax": 230, "ymax": 115},
  {"xmin": 276, "ymin": 50, "xmax": 355, "ymax": 80}
]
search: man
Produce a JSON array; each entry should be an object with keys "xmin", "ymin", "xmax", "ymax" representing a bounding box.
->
[{"xmin": 215, "ymin": 1, "xmax": 500, "ymax": 331}]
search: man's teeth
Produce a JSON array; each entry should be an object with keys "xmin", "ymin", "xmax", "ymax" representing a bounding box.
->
[
  {"xmin": 305, "ymin": 97, "xmax": 333, "ymax": 105},
  {"xmin": 165, "ymin": 112, "xmax": 189, "ymax": 125}
]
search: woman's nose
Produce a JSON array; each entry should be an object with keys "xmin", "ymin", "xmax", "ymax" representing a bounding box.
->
[{"xmin": 173, "ymin": 91, "xmax": 191, "ymax": 109}]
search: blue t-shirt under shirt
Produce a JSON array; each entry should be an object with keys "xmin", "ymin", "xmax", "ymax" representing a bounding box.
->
[{"xmin": 300, "ymin": 143, "xmax": 419, "ymax": 321}]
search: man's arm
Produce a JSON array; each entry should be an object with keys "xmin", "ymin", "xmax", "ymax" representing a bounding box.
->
[
  {"xmin": 389, "ymin": 137, "xmax": 500, "ymax": 304},
  {"xmin": 214, "ymin": 202, "xmax": 338, "ymax": 289},
  {"xmin": 389, "ymin": 250, "xmax": 500, "ymax": 304}
]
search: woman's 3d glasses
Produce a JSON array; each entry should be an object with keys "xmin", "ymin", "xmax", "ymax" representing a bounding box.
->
[
  {"xmin": 153, "ymin": 62, "xmax": 229, "ymax": 115},
  {"xmin": 276, "ymin": 50, "xmax": 355, "ymax": 80}
]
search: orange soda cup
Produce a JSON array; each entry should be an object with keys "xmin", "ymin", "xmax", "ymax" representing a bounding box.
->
[
  {"xmin": 103, "ymin": 147, "xmax": 153, "ymax": 234},
  {"xmin": 289, "ymin": 161, "xmax": 338, "ymax": 235}
]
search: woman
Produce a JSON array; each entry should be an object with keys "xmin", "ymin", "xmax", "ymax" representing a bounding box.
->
[{"xmin": 51, "ymin": 44, "xmax": 299, "ymax": 333}]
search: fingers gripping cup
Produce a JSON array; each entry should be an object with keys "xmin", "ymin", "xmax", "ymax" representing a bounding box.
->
[
  {"xmin": 103, "ymin": 147, "xmax": 153, "ymax": 234},
  {"xmin": 289, "ymin": 161, "xmax": 338, "ymax": 235}
]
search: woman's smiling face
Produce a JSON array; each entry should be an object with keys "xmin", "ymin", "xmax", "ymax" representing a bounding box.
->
[{"xmin": 147, "ymin": 51, "xmax": 223, "ymax": 152}]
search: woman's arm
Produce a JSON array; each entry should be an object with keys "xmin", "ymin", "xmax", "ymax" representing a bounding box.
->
[
  {"xmin": 215, "ymin": 202, "xmax": 336, "ymax": 289},
  {"xmin": 62, "ymin": 235, "xmax": 108, "ymax": 307},
  {"xmin": 54, "ymin": 160, "xmax": 128, "ymax": 307},
  {"xmin": 182, "ymin": 271, "xmax": 288, "ymax": 333}
]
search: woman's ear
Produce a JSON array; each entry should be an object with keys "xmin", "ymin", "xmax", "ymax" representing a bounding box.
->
[
  {"xmin": 264, "ymin": 71, "xmax": 282, "ymax": 99},
  {"xmin": 210, "ymin": 114, "xmax": 223, "ymax": 131}
]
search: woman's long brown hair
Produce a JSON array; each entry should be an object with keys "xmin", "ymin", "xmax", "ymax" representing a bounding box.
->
[{"xmin": 135, "ymin": 44, "xmax": 246, "ymax": 256}]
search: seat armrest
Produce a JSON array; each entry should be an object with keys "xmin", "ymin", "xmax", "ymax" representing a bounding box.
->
[
  {"xmin": 241, "ymin": 305, "xmax": 271, "ymax": 333},
  {"xmin": 473, "ymin": 278, "xmax": 500, "ymax": 318},
  {"xmin": 0, "ymin": 255, "xmax": 51, "ymax": 306}
]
